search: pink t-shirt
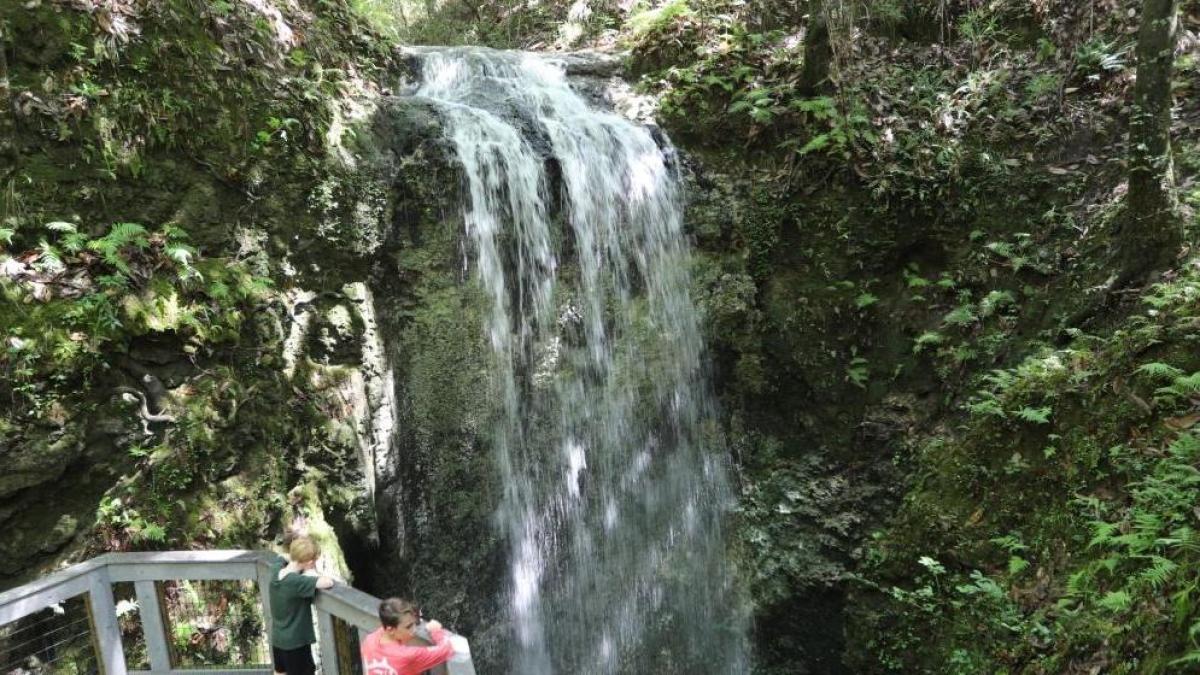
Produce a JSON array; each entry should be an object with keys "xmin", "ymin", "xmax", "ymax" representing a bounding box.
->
[{"xmin": 360, "ymin": 626, "xmax": 453, "ymax": 675}]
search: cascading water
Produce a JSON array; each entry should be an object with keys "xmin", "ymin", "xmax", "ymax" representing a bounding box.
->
[{"xmin": 413, "ymin": 48, "xmax": 747, "ymax": 674}]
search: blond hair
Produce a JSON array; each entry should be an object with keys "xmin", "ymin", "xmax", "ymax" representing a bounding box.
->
[{"xmin": 289, "ymin": 535, "xmax": 320, "ymax": 563}]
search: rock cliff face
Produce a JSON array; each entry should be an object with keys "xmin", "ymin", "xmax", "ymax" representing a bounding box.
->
[
  {"xmin": 0, "ymin": 0, "xmax": 403, "ymax": 586},
  {"xmin": 336, "ymin": 95, "xmax": 509, "ymax": 664}
]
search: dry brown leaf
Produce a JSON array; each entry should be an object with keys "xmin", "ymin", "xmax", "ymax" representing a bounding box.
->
[{"xmin": 1164, "ymin": 413, "xmax": 1200, "ymax": 430}]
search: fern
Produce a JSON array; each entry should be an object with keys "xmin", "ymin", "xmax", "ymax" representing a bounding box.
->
[
  {"xmin": 1167, "ymin": 526, "xmax": 1200, "ymax": 554},
  {"xmin": 1158, "ymin": 372, "xmax": 1200, "ymax": 400},
  {"xmin": 1097, "ymin": 590, "xmax": 1132, "ymax": 612},
  {"xmin": 161, "ymin": 224, "xmax": 190, "ymax": 242},
  {"xmin": 207, "ymin": 280, "xmax": 231, "ymax": 301},
  {"xmin": 37, "ymin": 240, "xmax": 65, "ymax": 272},
  {"xmin": 87, "ymin": 222, "xmax": 149, "ymax": 276},
  {"xmin": 60, "ymin": 232, "xmax": 89, "ymax": 254},
  {"xmin": 1137, "ymin": 555, "xmax": 1178, "ymax": 590},
  {"xmin": 1066, "ymin": 568, "xmax": 1094, "ymax": 597},
  {"xmin": 165, "ymin": 243, "xmax": 196, "ymax": 267},
  {"xmin": 965, "ymin": 397, "xmax": 1006, "ymax": 418},
  {"xmin": 1014, "ymin": 406, "xmax": 1052, "ymax": 424},
  {"xmin": 990, "ymin": 534, "xmax": 1028, "ymax": 554},
  {"xmin": 1169, "ymin": 433, "xmax": 1200, "ymax": 462},
  {"xmin": 728, "ymin": 100, "xmax": 753, "ymax": 114},
  {"xmin": 1088, "ymin": 521, "xmax": 1120, "ymax": 549},
  {"xmin": 107, "ymin": 222, "xmax": 149, "ymax": 248},
  {"xmin": 942, "ymin": 304, "xmax": 978, "ymax": 327},
  {"xmin": 855, "ymin": 292, "xmax": 879, "ymax": 309},
  {"xmin": 44, "ymin": 221, "xmax": 77, "ymax": 233},
  {"xmin": 982, "ymin": 368, "xmax": 1016, "ymax": 392},
  {"xmin": 978, "ymin": 290, "xmax": 1015, "ymax": 317},
  {"xmin": 1137, "ymin": 362, "xmax": 1184, "ymax": 381},
  {"xmin": 846, "ymin": 357, "xmax": 870, "ymax": 389},
  {"xmin": 913, "ymin": 331, "xmax": 944, "ymax": 354},
  {"xmin": 1171, "ymin": 586, "xmax": 1197, "ymax": 625}
]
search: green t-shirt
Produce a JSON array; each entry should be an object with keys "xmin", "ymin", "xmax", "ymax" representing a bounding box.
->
[{"xmin": 268, "ymin": 557, "xmax": 320, "ymax": 649}]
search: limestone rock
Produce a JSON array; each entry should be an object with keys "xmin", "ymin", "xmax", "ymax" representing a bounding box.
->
[{"xmin": 0, "ymin": 432, "xmax": 81, "ymax": 499}]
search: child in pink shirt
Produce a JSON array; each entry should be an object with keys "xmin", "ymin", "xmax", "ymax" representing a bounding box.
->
[{"xmin": 360, "ymin": 598, "xmax": 454, "ymax": 675}]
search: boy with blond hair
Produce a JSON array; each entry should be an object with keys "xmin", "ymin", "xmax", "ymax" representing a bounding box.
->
[{"xmin": 269, "ymin": 535, "xmax": 334, "ymax": 675}]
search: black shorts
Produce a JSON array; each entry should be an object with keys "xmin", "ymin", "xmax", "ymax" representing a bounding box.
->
[{"xmin": 272, "ymin": 645, "xmax": 315, "ymax": 675}]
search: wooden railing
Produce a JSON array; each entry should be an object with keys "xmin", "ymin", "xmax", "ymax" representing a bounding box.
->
[{"xmin": 0, "ymin": 551, "xmax": 475, "ymax": 675}]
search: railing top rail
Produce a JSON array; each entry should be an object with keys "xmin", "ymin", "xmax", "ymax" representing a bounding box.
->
[
  {"xmin": 0, "ymin": 558, "xmax": 104, "ymax": 615},
  {"xmin": 313, "ymin": 583, "xmax": 384, "ymax": 631},
  {"xmin": 0, "ymin": 550, "xmax": 271, "ymax": 624},
  {"xmin": 97, "ymin": 550, "xmax": 271, "ymax": 565}
]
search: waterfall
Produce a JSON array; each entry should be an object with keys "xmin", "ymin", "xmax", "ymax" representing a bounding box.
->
[{"xmin": 413, "ymin": 48, "xmax": 747, "ymax": 674}]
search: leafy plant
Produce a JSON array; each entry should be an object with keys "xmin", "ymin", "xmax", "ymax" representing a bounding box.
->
[{"xmin": 1073, "ymin": 38, "xmax": 1131, "ymax": 82}]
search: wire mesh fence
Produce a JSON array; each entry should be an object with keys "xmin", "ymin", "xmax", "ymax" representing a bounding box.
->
[
  {"xmin": 0, "ymin": 595, "xmax": 97, "ymax": 675},
  {"xmin": 331, "ymin": 616, "xmax": 363, "ymax": 675},
  {"xmin": 113, "ymin": 582, "xmax": 149, "ymax": 671},
  {"xmin": 161, "ymin": 579, "xmax": 271, "ymax": 670}
]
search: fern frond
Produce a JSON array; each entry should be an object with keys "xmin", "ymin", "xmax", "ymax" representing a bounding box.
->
[
  {"xmin": 1169, "ymin": 433, "xmax": 1200, "ymax": 462},
  {"xmin": 106, "ymin": 222, "xmax": 149, "ymax": 247},
  {"xmin": 1137, "ymin": 362, "xmax": 1184, "ymax": 380},
  {"xmin": 165, "ymin": 244, "xmax": 196, "ymax": 267},
  {"xmin": 990, "ymin": 534, "xmax": 1029, "ymax": 554},
  {"xmin": 1088, "ymin": 522, "xmax": 1120, "ymax": 549},
  {"xmin": 1137, "ymin": 555, "xmax": 1179, "ymax": 590},
  {"xmin": 1067, "ymin": 569, "xmax": 1093, "ymax": 597},
  {"xmin": 1014, "ymin": 406, "xmax": 1052, "ymax": 424},
  {"xmin": 1097, "ymin": 590, "xmax": 1132, "ymax": 612},
  {"xmin": 37, "ymin": 240, "xmax": 65, "ymax": 272}
]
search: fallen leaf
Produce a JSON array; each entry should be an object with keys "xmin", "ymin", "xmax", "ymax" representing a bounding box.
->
[{"xmin": 1165, "ymin": 413, "xmax": 1200, "ymax": 430}]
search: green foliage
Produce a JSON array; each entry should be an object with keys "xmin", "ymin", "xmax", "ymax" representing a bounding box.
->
[
  {"xmin": 858, "ymin": 259, "xmax": 1200, "ymax": 671},
  {"xmin": 912, "ymin": 330, "xmax": 944, "ymax": 353},
  {"xmin": 854, "ymin": 291, "xmax": 879, "ymax": 309},
  {"xmin": 846, "ymin": 356, "xmax": 870, "ymax": 389},
  {"xmin": 1, "ymin": 221, "xmax": 269, "ymax": 418},
  {"xmin": 629, "ymin": 0, "xmax": 693, "ymax": 37},
  {"xmin": 1073, "ymin": 38, "xmax": 1131, "ymax": 82},
  {"xmin": 97, "ymin": 495, "xmax": 168, "ymax": 544},
  {"xmin": 1014, "ymin": 406, "xmax": 1051, "ymax": 424}
]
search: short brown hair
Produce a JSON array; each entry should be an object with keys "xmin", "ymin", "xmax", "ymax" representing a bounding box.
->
[
  {"xmin": 289, "ymin": 536, "xmax": 320, "ymax": 563},
  {"xmin": 379, "ymin": 598, "xmax": 418, "ymax": 628}
]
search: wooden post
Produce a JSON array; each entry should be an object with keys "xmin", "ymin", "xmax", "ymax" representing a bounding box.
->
[
  {"xmin": 316, "ymin": 609, "xmax": 339, "ymax": 675},
  {"xmin": 256, "ymin": 559, "xmax": 274, "ymax": 650},
  {"xmin": 134, "ymin": 581, "xmax": 171, "ymax": 673},
  {"xmin": 86, "ymin": 567, "xmax": 128, "ymax": 675}
]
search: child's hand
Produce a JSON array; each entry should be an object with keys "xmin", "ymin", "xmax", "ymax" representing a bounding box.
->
[{"xmin": 426, "ymin": 620, "xmax": 443, "ymax": 632}]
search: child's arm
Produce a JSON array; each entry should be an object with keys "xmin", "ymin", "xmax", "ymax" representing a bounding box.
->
[
  {"xmin": 298, "ymin": 567, "xmax": 336, "ymax": 589},
  {"xmin": 401, "ymin": 622, "xmax": 453, "ymax": 671}
]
